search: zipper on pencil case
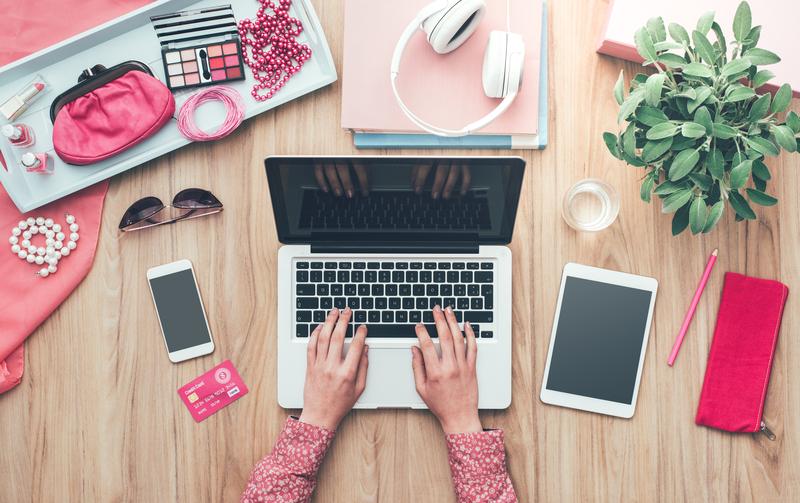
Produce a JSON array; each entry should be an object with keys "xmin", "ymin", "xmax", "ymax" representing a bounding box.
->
[{"xmin": 759, "ymin": 421, "xmax": 776, "ymax": 441}]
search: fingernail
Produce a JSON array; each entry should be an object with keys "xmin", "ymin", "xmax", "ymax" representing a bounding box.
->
[
  {"xmin": 344, "ymin": 307, "xmax": 351, "ymax": 314},
  {"xmin": 445, "ymin": 306, "xmax": 453, "ymax": 313},
  {"xmin": 347, "ymin": 190, "xmax": 354, "ymax": 198},
  {"xmin": 432, "ymin": 192, "xmax": 439, "ymax": 199},
  {"xmin": 434, "ymin": 305, "xmax": 441, "ymax": 312},
  {"xmin": 321, "ymin": 187, "xmax": 328, "ymax": 193},
  {"xmin": 332, "ymin": 307, "xmax": 339, "ymax": 314}
]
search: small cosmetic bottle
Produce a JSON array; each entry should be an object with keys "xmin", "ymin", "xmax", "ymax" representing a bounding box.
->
[
  {"xmin": 1, "ymin": 123, "xmax": 35, "ymax": 147},
  {"xmin": 21, "ymin": 152, "xmax": 53, "ymax": 174},
  {"xmin": 0, "ymin": 76, "xmax": 47, "ymax": 121}
]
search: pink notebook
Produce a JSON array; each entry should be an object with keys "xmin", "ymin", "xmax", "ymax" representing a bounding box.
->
[
  {"xmin": 341, "ymin": 0, "xmax": 543, "ymax": 135},
  {"xmin": 598, "ymin": 0, "xmax": 799, "ymax": 96}
]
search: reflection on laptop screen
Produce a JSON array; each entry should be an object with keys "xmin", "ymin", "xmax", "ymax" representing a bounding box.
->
[{"xmin": 267, "ymin": 157, "xmax": 525, "ymax": 244}]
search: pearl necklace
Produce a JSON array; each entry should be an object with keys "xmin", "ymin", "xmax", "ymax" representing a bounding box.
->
[
  {"xmin": 8, "ymin": 214, "xmax": 79, "ymax": 278},
  {"xmin": 238, "ymin": 0, "xmax": 312, "ymax": 101}
]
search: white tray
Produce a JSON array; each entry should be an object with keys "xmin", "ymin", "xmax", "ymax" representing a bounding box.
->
[{"xmin": 0, "ymin": 0, "xmax": 336, "ymax": 212}]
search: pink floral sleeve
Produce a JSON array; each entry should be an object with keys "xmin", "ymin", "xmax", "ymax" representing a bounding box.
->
[
  {"xmin": 241, "ymin": 417, "xmax": 335, "ymax": 503},
  {"xmin": 446, "ymin": 430, "xmax": 518, "ymax": 502}
]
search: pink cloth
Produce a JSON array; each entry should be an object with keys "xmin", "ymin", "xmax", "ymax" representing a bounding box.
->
[
  {"xmin": 241, "ymin": 417, "xmax": 518, "ymax": 502},
  {"xmin": 0, "ymin": 182, "xmax": 108, "ymax": 393}
]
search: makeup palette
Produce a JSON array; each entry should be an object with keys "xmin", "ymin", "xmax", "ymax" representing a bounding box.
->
[{"xmin": 151, "ymin": 5, "xmax": 246, "ymax": 91}]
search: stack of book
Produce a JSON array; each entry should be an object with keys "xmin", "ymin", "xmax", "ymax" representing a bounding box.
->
[{"xmin": 341, "ymin": 0, "xmax": 548, "ymax": 150}]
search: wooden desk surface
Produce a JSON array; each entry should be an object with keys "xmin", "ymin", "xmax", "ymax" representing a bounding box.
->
[{"xmin": 2, "ymin": 0, "xmax": 799, "ymax": 501}]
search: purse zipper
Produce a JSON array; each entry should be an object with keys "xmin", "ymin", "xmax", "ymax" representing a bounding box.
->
[{"xmin": 760, "ymin": 421, "xmax": 776, "ymax": 441}]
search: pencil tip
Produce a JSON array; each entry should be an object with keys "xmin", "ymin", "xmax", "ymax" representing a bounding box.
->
[{"xmin": 712, "ymin": 249, "xmax": 718, "ymax": 256}]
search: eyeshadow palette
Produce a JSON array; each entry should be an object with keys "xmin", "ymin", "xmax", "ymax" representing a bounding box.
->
[{"xmin": 151, "ymin": 4, "xmax": 246, "ymax": 91}]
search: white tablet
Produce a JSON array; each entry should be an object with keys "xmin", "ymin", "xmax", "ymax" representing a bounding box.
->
[{"xmin": 540, "ymin": 263, "xmax": 658, "ymax": 418}]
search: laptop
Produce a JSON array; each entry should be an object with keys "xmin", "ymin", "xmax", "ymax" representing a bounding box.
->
[{"xmin": 266, "ymin": 156, "xmax": 525, "ymax": 409}]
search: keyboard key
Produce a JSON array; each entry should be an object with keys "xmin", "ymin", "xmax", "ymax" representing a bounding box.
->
[
  {"xmin": 481, "ymin": 285, "xmax": 493, "ymax": 295},
  {"xmin": 310, "ymin": 271, "xmax": 322, "ymax": 282},
  {"xmin": 353, "ymin": 262, "xmax": 366, "ymax": 269},
  {"xmin": 331, "ymin": 284, "xmax": 343, "ymax": 296},
  {"xmin": 413, "ymin": 285, "xmax": 425, "ymax": 296},
  {"xmin": 355, "ymin": 311, "xmax": 367, "ymax": 323},
  {"xmin": 446, "ymin": 271, "xmax": 459, "ymax": 283},
  {"xmin": 482, "ymin": 330, "xmax": 494, "ymax": 338},
  {"xmin": 396, "ymin": 311, "xmax": 408, "ymax": 323},
  {"xmin": 358, "ymin": 324, "xmax": 418, "ymax": 337},
  {"xmin": 352, "ymin": 271, "xmax": 364, "ymax": 282},
  {"xmin": 438, "ymin": 262, "xmax": 451, "ymax": 269},
  {"xmin": 427, "ymin": 284, "xmax": 439, "ymax": 296},
  {"xmin": 471, "ymin": 298, "xmax": 483, "ymax": 309},
  {"xmin": 410, "ymin": 262, "xmax": 423, "ymax": 270},
  {"xmin": 367, "ymin": 262, "xmax": 380, "ymax": 269},
  {"xmin": 402, "ymin": 298, "xmax": 414, "ymax": 309},
  {"xmin": 348, "ymin": 298, "xmax": 360, "ymax": 309},
  {"xmin": 465, "ymin": 311, "xmax": 492, "ymax": 322},
  {"xmin": 429, "ymin": 297, "xmax": 442, "ymax": 309},
  {"xmin": 379, "ymin": 271, "xmax": 391, "ymax": 282},
  {"xmin": 345, "ymin": 284, "xmax": 356, "ymax": 296},
  {"xmin": 389, "ymin": 297, "xmax": 401, "ymax": 309},
  {"xmin": 434, "ymin": 271, "xmax": 445, "ymax": 282},
  {"xmin": 424, "ymin": 262, "xmax": 437, "ymax": 269},
  {"xmin": 382, "ymin": 311, "xmax": 394, "ymax": 322},
  {"xmin": 358, "ymin": 284, "xmax": 370, "ymax": 296},
  {"xmin": 420, "ymin": 271, "xmax": 432, "ymax": 282},
  {"xmin": 338, "ymin": 271, "xmax": 350, "ymax": 282},
  {"xmin": 484, "ymin": 295, "xmax": 493, "ymax": 309},
  {"xmin": 468, "ymin": 285, "xmax": 480, "ymax": 296},
  {"xmin": 310, "ymin": 262, "xmax": 323, "ymax": 269},
  {"xmin": 454, "ymin": 285, "xmax": 466, "ymax": 296},
  {"xmin": 423, "ymin": 311, "xmax": 434, "ymax": 323},
  {"xmin": 368, "ymin": 311, "xmax": 380, "ymax": 323},
  {"xmin": 296, "ymin": 323, "xmax": 309, "ymax": 337},
  {"xmin": 406, "ymin": 271, "xmax": 419, "ymax": 282},
  {"xmin": 313, "ymin": 310, "xmax": 326, "ymax": 323},
  {"xmin": 362, "ymin": 298, "xmax": 374, "ymax": 309},
  {"xmin": 386, "ymin": 284, "xmax": 398, "ymax": 296},
  {"xmin": 443, "ymin": 297, "xmax": 456, "ymax": 309},
  {"xmin": 453, "ymin": 263, "xmax": 465, "ymax": 270},
  {"xmin": 376, "ymin": 297, "xmax": 388, "ymax": 309},
  {"xmin": 410, "ymin": 311, "xmax": 422, "ymax": 323},
  {"xmin": 321, "ymin": 297, "xmax": 333, "ymax": 309},
  {"xmin": 296, "ymin": 262, "xmax": 309, "ymax": 269},
  {"xmin": 392, "ymin": 271, "xmax": 404, "ymax": 282},
  {"xmin": 381, "ymin": 262, "xmax": 394, "ymax": 269},
  {"xmin": 460, "ymin": 271, "xmax": 473, "ymax": 283},
  {"xmin": 297, "ymin": 284, "xmax": 315, "ymax": 295},
  {"xmin": 296, "ymin": 310, "xmax": 312, "ymax": 322},
  {"xmin": 296, "ymin": 271, "xmax": 309, "ymax": 282},
  {"xmin": 467, "ymin": 262, "xmax": 479, "ymax": 269},
  {"xmin": 474, "ymin": 272, "xmax": 493, "ymax": 283},
  {"xmin": 441, "ymin": 284, "xmax": 452, "ymax": 296},
  {"xmin": 339, "ymin": 262, "xmax": 352, "ymax": 269},
  {"xmin": 334, "ymin": 297, "xmax": 346, "ymax": 309},
  {"xmin": 396, "ymin": 262, "xmax": 409, "ymax": 270},
  {"xmin": 457, "ymin": 298, "xmax": 470, "ymax": 309},
  {"xmin": 324, "ymin": 271, "xmax": 336, "ymax": 282},
  {"xmin": 297, "ymin": 297, "xmax": 318, "ymax": 309},
  {"xmin": 366, "ymin": 271, "xmax": 377, "ymax": 282},
  {"xmin": 399, "ymin": 284, "xmax": 411, "ymax": 296},
  {"xmin": 325, "ymin": 262, "xmax": 337, "ymax": 269},
  {"xmin": 481, "ymin": 262, "xmax": 494, "ymax": 269},
  {"xmin": 416, "ymin": 298, "xmax": 428, "ymax": 309},
  {"xmin": 371, "ymin": 284, "xmax": 384, "ymax": 296}
]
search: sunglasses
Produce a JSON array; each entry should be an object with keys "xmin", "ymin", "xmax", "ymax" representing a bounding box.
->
[{"xmin": 118, "ymin": 188, "xmax": 223, "ymax": 232}]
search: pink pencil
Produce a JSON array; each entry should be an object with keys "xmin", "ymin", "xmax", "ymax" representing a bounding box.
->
[{"xmin": 668, "ymin": 249, "xmax": 718, "ymax": 366}]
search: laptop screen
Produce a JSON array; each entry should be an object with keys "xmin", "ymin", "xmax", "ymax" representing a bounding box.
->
[{"xmin": 266, "ymin": 156, "xmax": 525, "ymax": 245}]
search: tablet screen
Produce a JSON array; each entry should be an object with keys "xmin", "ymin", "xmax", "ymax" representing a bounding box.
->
[{"xmin": 545, "ymin": 277, "xmax": 653, "ymax": 404}]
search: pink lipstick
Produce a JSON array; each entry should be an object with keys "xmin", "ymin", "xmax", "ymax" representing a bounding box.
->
[{"xmin": 1, "ymin": 80, "xmax": 46, "ymax": 121}]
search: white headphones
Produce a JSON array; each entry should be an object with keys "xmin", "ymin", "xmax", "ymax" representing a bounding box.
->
[{"xmin": 391, "ymin": 0, "xmax": 525, "ymax": 137}]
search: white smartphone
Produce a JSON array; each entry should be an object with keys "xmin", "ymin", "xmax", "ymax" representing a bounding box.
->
[{"xmin": 146, "ymin": 259, "xmax": 215, "ymax": 363}]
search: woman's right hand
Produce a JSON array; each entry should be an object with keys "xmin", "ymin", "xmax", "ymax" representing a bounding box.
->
[{"xmin": 411, "ymin": 306, "xmax": 482, "ymax": 434}]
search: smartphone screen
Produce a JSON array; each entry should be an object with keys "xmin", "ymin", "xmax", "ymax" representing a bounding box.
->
[{"xmin": 148, "ymin": 269, "xmax": 212, "ymax": 352}]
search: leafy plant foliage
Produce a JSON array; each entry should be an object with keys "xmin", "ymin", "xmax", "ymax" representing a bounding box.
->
[{"xmin": 603, "ymin": 1, "xmax": 798, "ymax": 235}]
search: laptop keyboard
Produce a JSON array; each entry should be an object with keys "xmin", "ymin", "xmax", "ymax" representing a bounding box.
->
[{"xmin": 294, "ymin": 259, "xmax": 495, "ymax": 339}]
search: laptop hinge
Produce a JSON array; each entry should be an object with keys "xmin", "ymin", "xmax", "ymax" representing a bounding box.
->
[{"xmin": 310, "ymin": 242, "xmax": 479, "ymax": 254}]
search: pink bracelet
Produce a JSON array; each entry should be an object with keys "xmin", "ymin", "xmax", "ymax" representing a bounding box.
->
[{"xmin": 177, "ymin": 86, "xmax": 245, "ymax": 141}]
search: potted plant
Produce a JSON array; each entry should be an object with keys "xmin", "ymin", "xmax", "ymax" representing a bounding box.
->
[{"xmin": 603, "ymin": 1, "xmax": 799, "ymax": 235}]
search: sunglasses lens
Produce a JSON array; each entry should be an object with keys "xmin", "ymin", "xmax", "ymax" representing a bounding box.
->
[
  {"xmin": 119, "ymin": 197, "xmax": 165, "ymax": 230},
  {"xmin": 173, "ymin": 188, "xmax": 222, "ymax": 209}
]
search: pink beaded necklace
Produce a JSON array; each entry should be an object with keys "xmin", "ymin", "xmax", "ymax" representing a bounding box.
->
[{"xmin": 238, "ymin": 0, "xmax": 312, "ymax": 101}]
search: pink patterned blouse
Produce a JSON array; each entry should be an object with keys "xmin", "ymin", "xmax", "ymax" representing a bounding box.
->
[{"xmin": 241, "ymin": 417, "xmax": 517, "ymax": 503}]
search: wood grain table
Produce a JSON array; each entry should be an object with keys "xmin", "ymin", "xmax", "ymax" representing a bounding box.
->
[{"xmin": 2, "ymin": 0, "xmax": 799, "ymax": 501}]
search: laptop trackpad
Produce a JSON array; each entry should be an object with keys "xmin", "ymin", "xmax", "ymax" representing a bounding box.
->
[{"xmin": 356, "ymin": 347, "xmax": 424, "ymax": 408}]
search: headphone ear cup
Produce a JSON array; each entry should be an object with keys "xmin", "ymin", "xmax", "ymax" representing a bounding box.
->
[
  {"xmin": 482, "ymin": 31, "xmax": 525, "ymax": 98},
  {"xmin": 422, "ymin": 0, "xmax": 487, "ymax": 54}
]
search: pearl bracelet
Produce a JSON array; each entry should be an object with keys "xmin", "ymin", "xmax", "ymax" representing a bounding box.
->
[{"xmin": 8, "ymin": 213, "xmax": 79, "ymax": 278}]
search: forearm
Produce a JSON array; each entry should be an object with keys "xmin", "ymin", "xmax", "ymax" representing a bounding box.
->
[
  {"xmin": 446, "ymin": 429, "xmax": 517, "ymax": 503},
  {"xmin": 241, "ymin": 417, "xmax": 335, "ymax": 503}
]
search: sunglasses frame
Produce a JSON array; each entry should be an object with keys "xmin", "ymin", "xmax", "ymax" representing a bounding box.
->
[{"xmin": 119, "ymin": 188, "xmax": 223, "ymax": 232}]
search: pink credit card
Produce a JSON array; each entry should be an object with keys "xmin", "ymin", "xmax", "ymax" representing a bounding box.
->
[{"xmin": 178, "ymin": 360, "xmax": 248, "ymax": 422}]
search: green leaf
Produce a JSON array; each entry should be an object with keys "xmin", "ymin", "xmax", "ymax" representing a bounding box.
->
[
  {"xmin": 696, "ymin": 11, "xmax": 715, "ymax": 36},
  {"xmin": 721, "ymin": 58, "xmax": 752, "ymax": 77},
  {"xmin": 754, "ymin": 177, "xmax": 767, "ymax": 191},
  {"xmin": 646, "ymin": 122, "xmax": 679, "ymax": 140},
  {"xmin": 752, "ymin": 69, "xmax": 775, "ymax": 88},
  {"xmin": 669, "ymin": 148, "xmax": 700, "ymax": 180},
  {"xmin": 748, "ymin": 93, "xmax": 771, "ymax": 121},
  {"xmin": 654, "ymin": 180, "xmax": 686, "ymax": 195},
  {"xmin": 688, "ymin": 87, "xmax": 713, "ymax": 113},
  {"xmin": 682, "ymin": 62, "xmax": 713, "ymax": 79},
  {"xmin": 646, "ymin": 17, "xmax": 667, "ymax": 43},
  {"xmin": 622, "ymin": 152, "xmax": 647, "ymax": 167},
  {"xmin": 689, "ymin": 173, "xmax": 713, "ymax": 191},
  {"xmin": 634, "ymin": 27, "xmax": 658, "ymax": 63},
  {"xmin": 745, "ymin": 136, "xmax": 779, "ymax": 156},
  {"xmin": 622, "ymin": 121, "xmax": 637, "ymax": 157},
  {"xmin": 742, "ymin": 48, "xmax": 781, "ymax": 65},
  {"xmin": 689, "ymin": 197, "xmax": 708, "ymax": 234},
  {"xmin": 681, "ymin": 122, "xmax": 707, "ymax": 138},
  {"xmin": 706, "ymin": 148, "xmax": 725, "ymax": 180},
  {"xmin": 692, "ymin": 30, "xmax": 717, "ymax": 65},
  {"xmin": 613, "ymin": 70, "xmax": 624, "ymax": 105},
  {"xmin": 712, "ymin": 123, "xmax": 738, "ymax": 139},
  {"xmin": 752, "ymin": 159, "xmax": 771, "ymax": 180},
  {"xmin": 654, "ymin": 41, "xmax": 683, "ymax": 51},
  {"xmin": 672, "ymin": 203, "xmax": 691, "ymax": 235},
  {"xmin": 640, "ymin": 176, "xmax": 655, "ymax": 202},
  {"xmin": 662, "ymin": 188, "xmax": 694, "ymax": 213},
  {"xmin": 732, "ymin": 1, "xmax": 752, "ymax": 43},
  {"xmin": 726, "ymin": 86, "xmax": 756, "ymax": 102},
  {"xmin": 644, "ymin": 73, "xmax": 666, "ymax": 106},
  {"xmin": 694, "ymin": 106, "xmax": 714, "ymax": 134},
  {"xmin": 637, "ymin": 106, "xmax": 669, "ymax": 127},
  {"xmin": 729, "ymin": 190, "xmax": 757, "ymax": 219},
  {"xmin": 729, "ymin": 160, "xmax": 753, "ymax": 189},
  {"xmin": 743, "ymin": 25, "xmax": 762, "ymax": 50},
  {"xmin": 618, "ymin": 89, "xmax": 644, "ymax": 123},
  {"xmin": 668, "ymin": 22, "xmax": 690, "ymax": 44},
  {"xmin": 746, "ymin": 188, "xmax": 778, "ymax": 206},
  {"xmin": 771, "ymin": 83, "xmax": 792, "ymax": 113},
  {"xmin": 772, "ymin": 124, "xmax": 797, "ymax": 152},
  {"xmin": 602, "ymin": 132, "xmax": 621, "ymax": 159},
  {"xmin": 642, "ymin": 137, "xmax": 674, "ymax": 162},
  {"xmin": 658, "ymin": 53, "xmax": 687, "ymax": 68},
  {"xmin": 786, "ymin": 111, "xmax": 800, "ymax": 134},
  {"xmin": 703, "ymin": 201, "xmax": 725, "ymax": 233}
]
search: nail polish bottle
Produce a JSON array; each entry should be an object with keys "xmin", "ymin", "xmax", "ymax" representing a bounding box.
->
[
  {"xmin": 21, "ymin": 152, "xmax": 53, "ymax": 174},
  {"xmin": 1, "ymin": 123, "xmax": 35, "ymax": 147}
]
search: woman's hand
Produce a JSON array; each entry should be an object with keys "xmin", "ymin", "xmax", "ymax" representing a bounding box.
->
[
  {"xmin": 411, "ymin": 306, "xmax": 481, "ymax": 434},
  {"xmin": 299, "ymin": 307, "xmax": 369, "ymax": 430}
]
